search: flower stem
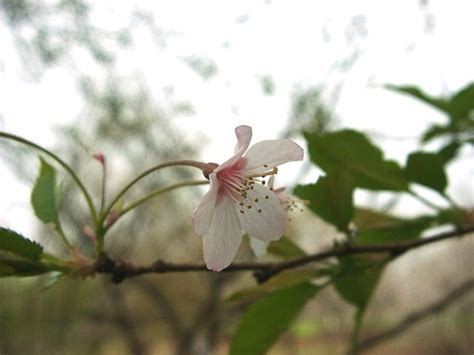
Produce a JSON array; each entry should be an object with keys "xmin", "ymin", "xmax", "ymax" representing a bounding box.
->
[
  {"xmin": 106, "ymin": 180, "xmax": 208, "ymax": 230},
  {"xmin": 0, "ymin": 132, "xmax": 98, "ymax": 224},
  {"xmin": 102, "ymin": 160, "xmax": 208, "ymax": 223},
  {"xmin": 55, "ymin": 221, "xmax": 73, "ymax": 250},
  {"xmin": 100, "ymin": 159, "xmax": 107, "ymax": 213}
]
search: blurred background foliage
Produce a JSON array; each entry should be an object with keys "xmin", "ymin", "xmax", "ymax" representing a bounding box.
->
[{"xmin": 0, "ymin": 1, "xmax": 473, "ymax": 354}]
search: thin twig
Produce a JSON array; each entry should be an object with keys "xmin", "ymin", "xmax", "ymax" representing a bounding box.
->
[
  {"xmin": 357, "ymin": 278, "xmax": 474, "ymax": 352},
  {"xmin": 133, "ymin": 279, "xmax": 185, "ymax": 339},
  {"xmin": 103, "ymin": 159, "xmax": 208, "ymax": 221},
  {"xmin": 95, "ymin": 227, "xmax": 474, "ymax": 284}
]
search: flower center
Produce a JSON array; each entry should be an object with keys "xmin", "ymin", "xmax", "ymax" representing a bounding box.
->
[{"xmin": 216, "ymin": 160, "xmax": 278, "ymax": 206}]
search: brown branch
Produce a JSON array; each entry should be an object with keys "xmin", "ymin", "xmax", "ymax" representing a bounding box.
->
[
  {"xmin": 95, "ymin": 226, "xmax": 474, "ymax": 284},
  {"xmin": 356, "ymin": 278, "xmax": 474, "ymax": 353}
]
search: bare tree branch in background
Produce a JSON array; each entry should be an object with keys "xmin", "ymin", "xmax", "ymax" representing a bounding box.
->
[
  {"xmin": 134, "ymin": 275, "xmax": 229, "ymax": 355},
  {"xmin": 104, "ymin": 284, "xmax": 147, "ymax": 355},
  {"xmin": 357, "ymin": 277, "xmax": 474, "ymax": 353}
]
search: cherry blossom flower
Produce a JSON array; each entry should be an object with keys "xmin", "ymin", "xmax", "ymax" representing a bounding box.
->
[
  {"xmin": 249, "ymin": 175, "xmax": 307, "ymax": 257},
  {"xmin": 192, "ymin": 125, "xmax": 304, "ymax": 271}
]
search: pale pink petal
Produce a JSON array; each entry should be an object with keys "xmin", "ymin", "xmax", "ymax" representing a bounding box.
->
[
  {"xmin": 274, "ymin": 188, "xmax": 290, "ymax": 204},
  {"xmin": 214, "ymin": 154, "xmax": 245, "ymax": 173},
  {"xmin": 267, "ymin": 176, "xmax": 289, "ymax": 205},
  {"xmin": 192, "ymin": 173, "xmax": 219, "ymax": 236},
  {"xmin": 243, "ymin": 139, "xmax": 304, "ymax": 174},
  {"xmin": 202, "ymin": 196, "xmax": 242, "ymax": 271},
  {"xmin": 250, "ymin": 237, "xmax": 269, "ymax": 257},
  {"xmin": 237, "ymin": 183, "xmax": 286, "ymax": 241},
  {"xmin": 215, "ymin": 125, "xmax": 252, "ymax": 173},
  {"xmin": 234, "ymin": 125, "xmax": 252, "ymax": 156}
]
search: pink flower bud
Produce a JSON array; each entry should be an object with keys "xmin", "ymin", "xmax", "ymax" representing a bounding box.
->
[
  {"xmin": 106, "ymin": 210, "xmax": 121, "ymax": 228},
  {"xmin": 82, "ymin": 225, "xmax": 96, "ymax": 243},
  {"xmin": 92, "ymin": 153, "xmax": 106, "ymax": 165}
]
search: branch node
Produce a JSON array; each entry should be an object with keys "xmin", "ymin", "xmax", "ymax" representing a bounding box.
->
[
  {"xmin": 253, "ymin": 270, "xmax": 269, "ymax": 284},
  {"xmin": 95, "ymin": 253, "xmax": 129, "ymax": 284},
  {"xmin": 152, "ymin": 260, "xmax": 167, "ymax": 272}
]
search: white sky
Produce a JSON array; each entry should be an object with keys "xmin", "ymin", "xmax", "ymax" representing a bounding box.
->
[{"xmin": 0, "ymin": 0, "xmax": 473, "ymax": 236}]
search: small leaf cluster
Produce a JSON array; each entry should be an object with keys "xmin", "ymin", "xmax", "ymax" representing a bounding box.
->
[{"xmin": 0, "ymin": 158, "xmax": 71, "ymax": 277}]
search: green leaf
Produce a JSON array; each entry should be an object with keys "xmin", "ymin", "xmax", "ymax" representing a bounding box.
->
[
  {"xmin": 448, "ymin": 83, "xmax": 474, "ymax": 120},
  {"xmin": 226, "ymin": 267, "xmax": 332, "ymax": 303},
  {"xmin": 305, "ymin": 130, "xmax": 408, "ymax": 191},
  {"xmin": 387, "ymin": 83, "xmax": 474, "ymax": 141},
  {"xmin": 353, "ymin": 208, "xmax": 403, "ymax": 229},
  {"xmin": 437, "ymin": 141, "xmax": 461, "ymax": 163},
  {"xmin": 435, "ymin": 208, "xmax": 468, "ymax": 226},
  {"xmin": 0, "ymin": 227, "xmax": 43, "ymax": 260},
  {"xmin": 290, "ymin": 320, "xmax": 321, "ymax": 338},
  {"xmin": 294, "ymin": 173, "xmax": 354, "ymax": 231},
  {"xmin": 230, "ymin": 283, "xmax": 319, "ymax": 355},
  {"xmin": 333, "ymin": 255, "xmax": 386, "ymax": 351},
  {"xmin": 31, "ymin": 158, "xmax": 60, "ymax": 225},
  {"xmin": 421, "ymin": 124, "xmax": 450, "ymax": 143},
  {"xmin": 267, "ymin": 236, "xmax": 306, "ymax": 258},
  {"xmin": 0, "ymin": 228, "xmax": 48, "ymax": 277},
  {"xmin": 333, "ymin": 255, "xmax": 384, "ymax": 309},
  {"xmin": 354, "ymin": 208, "xmax": 433, "ymax": 245},
  {"xmin": 356, "ymin": 218, "xmax": 431, "ymax": 245},
  {"xmin": 406, "ymin": 152, "xmax": 447, "ymax": 193},
  {"xmin": 385, "ymin": 85, "xmax": 450, "ymax": 114},
  {"xmin": 0, "ymin": 262, "xmax": 15, "ymax": 276},
  {"xmin": 0, "ymin": 254, "xmax": 50, "ymax": 277}
]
